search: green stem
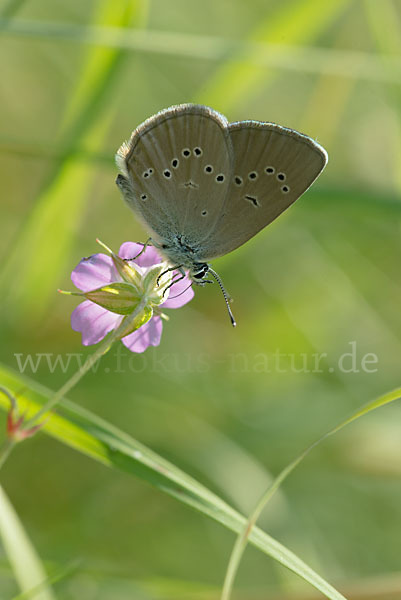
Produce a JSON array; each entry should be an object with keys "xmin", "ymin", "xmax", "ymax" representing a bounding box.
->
[
  {"xmin": 0, "ymin": 438, "xmax": 16, "ymax": 472},
  {"xmin": 221, "ymin": 386, "xmax": 401, "ymax": 600},
  {"xmin": 0, "ymin": 299, "xmax": 148, "ymax": 473},
  {"xmin": 221, "ymin": 446, "xmax": 313, "ymax": 600},
  {"xmin": 0, "ymin": 387, "xmax": 17, "ymax": 473},
  {"xmin": 26, "ymin": 298, "xmax": 148, "ymax": 426}
]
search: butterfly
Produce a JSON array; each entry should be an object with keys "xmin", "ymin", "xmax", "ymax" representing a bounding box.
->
[{"xmin": 115, "ymin": 104, "xmax": 328, "ymax": 325}]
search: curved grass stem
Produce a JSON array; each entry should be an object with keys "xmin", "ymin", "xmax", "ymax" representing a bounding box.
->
[{"xmin": 221, "ymin": 386, "xmax": 401, "ymax": 600}]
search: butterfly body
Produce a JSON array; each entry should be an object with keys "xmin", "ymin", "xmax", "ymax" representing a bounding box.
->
[{"xmin": 111, "ymin": 185, "xmax": 212, "ymax": 281}]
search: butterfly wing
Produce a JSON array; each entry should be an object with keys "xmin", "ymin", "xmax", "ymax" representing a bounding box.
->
[
  {"xmin": 116, "ymin": 104, "xmax": 233, "ymax": 247},
  {"xmin": 201, "ymin": 121, "xmax": 328, "ymax": 260}
]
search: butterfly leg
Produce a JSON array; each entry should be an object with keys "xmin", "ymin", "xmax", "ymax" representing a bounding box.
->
[
  {"xmin": 193, "ymin": 278, "xmax": 213, "ymax": 287},
  {"xmin": 123, "ymin": 238, "xmax": 154, "ymax": 262},
  {"xmin": 161, "ymin": 271, "xmax": 187, "ymax": 298},
  {"xmin": 157, "ymin": 265, "xmax": 184, "ymax": 287}
]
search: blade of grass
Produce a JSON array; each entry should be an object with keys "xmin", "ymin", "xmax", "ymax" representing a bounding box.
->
[
  {"xmin": 0, "ymin": 363, "xmax": 346, "ymax": 600},
  {"xmin": 2, "ymin": 18, "xmax": 401, "ymax": 85},
  {"xmin": 0, "ymin": 485, "xmax": 56, "ymax": 600},
  {"xmin": 221, "ymin": 385, "xmax": 401, "ymax": 600},
  {"xmin": 0, "ymin": 0, "xmax": 149, "ymax": 323},
  {"xmin": 11, "ymin": 561, "xmax": 80, "ymax": 600},
  {"xmin": 299, "ymin": 12, "xmax": 359, "ymax": 144},
  {"xmin": 0, "ymin": 0, "xmax": 27, "ymax": 18},
  {"xmin": 198, "ymin": 0, "xmax": 350, "ymax": 111},
  {"xmin": 0, "ymin": 1, "xmax": 353, "ymax": 117},
  {"xmin": 364, "ymin": 0, "xmax": 401, "ymax": 193},
  {"xmin": 118, "ymin": 392, "xmax": 287, "ymax": 515}
]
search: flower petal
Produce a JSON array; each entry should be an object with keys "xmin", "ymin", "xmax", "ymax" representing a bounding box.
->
[
  {"xmin": 119, "ymin": 242, "xmax": 163, "ymax": 268},
  {"xmin": 71, "ymin": 300, "xmax": 121, "ymax": 345},
  {"xmin": 71, "ymin": 253, "xmax": 119, "ymax": 292},
  {"xmin": 122, "ymin": 316, "xmax": 162, "ymax": 353},
  {"xmin": 163, "ymin": 274, "xmax": 194, "ymax": 308}
]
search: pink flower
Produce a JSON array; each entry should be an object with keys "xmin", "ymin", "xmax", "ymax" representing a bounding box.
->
[{"xmin": 70, "ymin": 242, "xmax": 194, "ymax": 353}]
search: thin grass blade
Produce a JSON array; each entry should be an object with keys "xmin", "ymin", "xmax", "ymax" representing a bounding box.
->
[
  {"xmin": 0, "ymin": 485, "xmax": 56, "ymax": 600},
  {"xmin": 221, "ymin": 385, "xmax": 401, "ymax": 599}
]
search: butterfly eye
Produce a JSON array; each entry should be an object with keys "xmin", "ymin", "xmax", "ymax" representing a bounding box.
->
[
  {"xmin": 182, "ymin": 148, "xmax": 191, "ymax": 157},
  {"xmin": 265, "ymin": 166, "xmax": 275, "ymax": 175},
  {"xmin": 140, "ymin": 194, "xmax": 147, "ymax": 201},
  {"xmin": 163, "ymin": 169, "xmax": 172, "ymax": 178},
  {"xmin": 171, "ymin": 158, "xmax": 179, "ymax": 168},
  {"xmin": 281, "ymin": 185, "xmax": 290, "ymax": 194},
  {"xmin": 248, "ymin": 171, "xmax": 258, "ymax": 180},
  {"xmin": 215, "ymin": 174, "xmax": 225, "ymax": 183},
  {"xmin": 204, "ymin": 165, "xmax": 213, "ymax": 174},
  {"xmin": 277, "ymin": 172, "xmax": 286, "ymax": 181},
  {"xmin": 234, "ymin": 176, "xmax": 243, "ymax": 186},
  {"xmin": 193, "ymin": 147, "xmax": 203, "ymax": 156}
]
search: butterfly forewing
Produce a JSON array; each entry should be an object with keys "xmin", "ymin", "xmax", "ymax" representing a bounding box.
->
[
  {"xmin": 202, "ymin": 122, "xmax": 327, "ymax": 260},
  {"xmin": 117, "ymin": 104, "xmax": 233, "ymax": 247}
]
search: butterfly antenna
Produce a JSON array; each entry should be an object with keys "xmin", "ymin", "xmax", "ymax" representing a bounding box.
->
[{"xmin": 208, "ymin": 267, "xmax": 236, "ymax": 327}]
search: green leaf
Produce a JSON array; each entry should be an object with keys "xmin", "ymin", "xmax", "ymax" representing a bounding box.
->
[
  {"xmin": 0, "ymin": 363, "xmax": 345, "ymax": 600},
  {"xmin": 0, "ymin": 485, "xmax": 56, "ymax": 600}
]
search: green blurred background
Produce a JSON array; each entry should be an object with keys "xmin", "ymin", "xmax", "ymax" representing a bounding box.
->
[{"xmin": 1, "ymin": 0, "xmax": 401, "ymax": 598}]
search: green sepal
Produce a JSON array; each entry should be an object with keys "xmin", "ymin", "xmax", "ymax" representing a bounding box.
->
[
  {"xmin": 84, "ymin": 282, "xmax": 142, "ymax": 315},
  {"xmin": 118, "ymin": 305, "xmax": 153, "ymax": 339}
]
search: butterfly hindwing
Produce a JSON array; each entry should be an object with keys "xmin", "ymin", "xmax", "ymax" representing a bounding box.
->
[{"xmin": 201, "ymin": 121, "xmax": 327, "ymax": 260}]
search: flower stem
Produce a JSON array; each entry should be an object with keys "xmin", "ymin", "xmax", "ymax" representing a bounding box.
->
[
  {"xmin": 25, "ymin": 298, "xmax": 148, "ymax": 427},
  {"xmin": 0, "ymin": 438, "xmax": 16, "ymax": 472}
]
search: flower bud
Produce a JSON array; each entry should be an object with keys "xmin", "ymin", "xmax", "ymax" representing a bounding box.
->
[
  {"xmin": 143, "ymin": 264, "xmax": 173, "ymax": 305},
  {"xmin": 111, "ymin": 253, "xmax": 142, "ymax": 290}
]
